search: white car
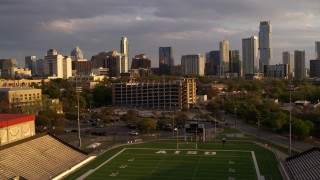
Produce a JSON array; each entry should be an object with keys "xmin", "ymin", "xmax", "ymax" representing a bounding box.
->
[{"xmin": 129, "ymin": 131, "xmax": 139, "ymax": 135}]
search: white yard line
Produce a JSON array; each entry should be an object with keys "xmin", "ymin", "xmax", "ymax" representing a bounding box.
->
[
  {"xmin": 251, "ymin": 151, "xmax": 265, "ymax": 180},
  {"xmin": 192, "ymin": 156, "xmax": 203, "ymax": 180},
  {"xmin": 76, "ymin": 148, "xmax": 126, "ymax": 180}
]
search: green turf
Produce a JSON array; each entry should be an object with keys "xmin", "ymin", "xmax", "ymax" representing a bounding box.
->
[{"xmin": 65, "ymin": 141, "xmax": 283, "ymax": 180}]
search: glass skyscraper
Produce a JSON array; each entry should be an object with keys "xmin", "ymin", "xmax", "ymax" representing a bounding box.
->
[{"xmin": 159, "ymin": 47, "xmax": 174, "ymax": 75}]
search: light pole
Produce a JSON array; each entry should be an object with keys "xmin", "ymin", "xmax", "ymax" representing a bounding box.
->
[
  {"xmin": 76, "ymin": 86, "xmax": 82, "ymax": 148},
  {"xmin": 234, "ymin": 106, "xmax": 237, "ymax": 129},
  {"xmin": 289, "ymin": 83, "xmax": 292, "ymax": 156}
]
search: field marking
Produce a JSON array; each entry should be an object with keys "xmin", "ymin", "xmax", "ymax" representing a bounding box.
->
[
  {"xmin": 146, "ymin": 153, "xmax": 167, "ymax": 179},
  {"xmin": 76, "ymin": 148, "xmax": 126, "ymax": 180},
  {"xmin": 192, "ymin": 156, "xmax": 203, "ymax": 180},
  {"xmin": 251, "ymin": 151, "xmax": 265, "ymax": 180},
  {"xmin": 77, "ymin": 148, "xmax": 259, "ymax": 180}
]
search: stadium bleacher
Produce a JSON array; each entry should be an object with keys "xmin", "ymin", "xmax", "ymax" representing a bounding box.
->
[
  {"xmin": 0, "ymin": 133, "xmax": 87, "ymax": 179},
  {"xmin": 286, "ymin": 147, "xmax": 320, "ymax": 180}
]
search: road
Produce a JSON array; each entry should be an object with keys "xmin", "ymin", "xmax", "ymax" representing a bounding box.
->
[{"xmin": 223, "ymin": 113, "xmax": 315, "ymax": 153}]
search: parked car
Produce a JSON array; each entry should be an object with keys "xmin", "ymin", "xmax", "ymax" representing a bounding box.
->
[{"xmin": 129, "ymin": 131, "xmax": 139, "ymax": 135}]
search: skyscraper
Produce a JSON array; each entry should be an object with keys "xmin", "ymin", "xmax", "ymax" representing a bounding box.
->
[
  {"xmin": 159, "ymin": 47, "xmax": 174, "ymax": 75},
  {"xmin": 205, "ymin": 50, "xmax": 220, "ymax": 76},
  {"xmin": 229, "ymin": 50, "xmax": 241, "ymax": 77},
  {"xmin": 282, "ymin": 51, "xmax": 294, "ymax": 78},
  {"xmin": 315, "ymin": 42, "xmax": 320, "ymax": 60},
  {"xmin": 44, "ymin": 49, "xmax": 72, "ymax": 79},
  {"xmin": 25, "ymin": 56, "xmax": 37, "ymax": 75},
  {"xmin": 294, "ymin": 50, "xmax": 306, "ymax": 79},
  {"xmin": 120, "ymin": 36, "xmax": 129, "ymax": 72},
  {"xmin": 259, "ymin": 21, "xmax": 272, "ymax": 72},
  {"xmin": 219, "ymin": 40, "xmax": 229, "ymax": 75},
  {"xmin": 242, "ymin": 36, "xmax": 258, "ymax": 76},
  {"xmin": 181, "ymin": 54, "xmax": 204, "ymax": 76}
]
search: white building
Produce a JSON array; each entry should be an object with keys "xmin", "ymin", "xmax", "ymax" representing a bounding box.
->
[
  {"xmin": 181, "ymin": 54, "xmax": 204, "ymax": 76},
  {"xmin": 242, "ymin": 36, "xmax": 258, "ymax": 76},
  {"xmin": 259, "ymin": 21, "xmax": 272, "ymax": 72},
  {"xmin": 43, "ymin": 49, "xmax": 72, "ymax": 79},
  {"xmin": 282, "ymin": 51, "xmax": 294, "ymax": 77},
  {"xmin": 219, "ymin": 40, "xmax": 230, "ymax": 75},
  {"xmin": 120, "ymin": 36, "xmax": 129, "ymax": 72}
]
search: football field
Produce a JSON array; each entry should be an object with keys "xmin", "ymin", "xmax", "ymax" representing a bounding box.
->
[{"xmin": 81, "ymin": 148, "xmax": 261, "ymax": 180}]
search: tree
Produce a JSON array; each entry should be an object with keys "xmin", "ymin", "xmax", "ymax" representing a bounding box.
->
[
  {"xmin": 137, "ymin": 118, "xmax": 157, "ymax": 133},
  {"xmin": 92, "ymin": 85, "xmax": 112, "ymax": 106},
  {"xmin": 175, "ymin": 112, "xmax": 189, "ymax": 127}
]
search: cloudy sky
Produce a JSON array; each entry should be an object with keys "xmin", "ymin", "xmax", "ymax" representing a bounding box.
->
[{"xmin": 0, "ymin": 0, "xmax": 319, "ymax": 68}]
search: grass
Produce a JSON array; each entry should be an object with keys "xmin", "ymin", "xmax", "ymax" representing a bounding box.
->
[{"xmin": 65, "ymin": 141, "xmax": 282, "ymax": 180}]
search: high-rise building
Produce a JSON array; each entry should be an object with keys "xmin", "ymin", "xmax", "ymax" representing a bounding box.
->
[
  {"xmin": 43, "ymin": 49, "xmax": 72, "ymax": 79},
  {"xmin": 315, "ymin": 42, "xmax": 320, "ymax": 60},
  {"xmin": 71, "ymin": 46, "xmax": 84, "ymax": 61},
  {"xmin": 259, "ymin": 21, "xmax": 272, "ymax": 72},
  {"xmin": 131, "ymin": 54, "xmax": 151, "ymax": 69},
  {"xmin": 181, "ymin": 54, "xmax": 204, "ymax": 76},
  {"xmin": 159, "ymin": 47, "xmax": 174, "ymax": 75},
  {"xmin": 229, "ymin": 50, "xmax": 241, "ymax": 76},
  {"xmin": 91, "ymin": 51, "xmax": 125, "ymax": 77},
  {"xmin": 205, "ymin": 51, "xmax": 220, "ymax": 76},
  {"xmin": 242, "ymin": 36, "xmax": 258, "ymax": 76},
  {"xmin": 120, "ymin": 37, "xmax": 129, "ymax": 72},
  {"xmin": 282, "ymin": 51, "xmax": 294, "ymax": 78},
  {"xmin": 219, "ymin": 40, "xmax": 229, "ymax": 75},
  {"xmin": 294, "ymin": 50, "xmax": 306, "ymax": 79},
  {"xmin": 0, "ymin": 59, "xmax": 18, "ymax": 77},
  {"xmin": 25, "ymin": 56, "xmax": 37, "ymax": 75},
  {"xmin": 310, "ymin": 60, "xmax": 320, "ymax": 78}
]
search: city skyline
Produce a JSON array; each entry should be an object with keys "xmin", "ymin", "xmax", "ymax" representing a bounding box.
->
[{"xmin": 0, "ymin": 0, "xmax": 319, "ymax": 68}]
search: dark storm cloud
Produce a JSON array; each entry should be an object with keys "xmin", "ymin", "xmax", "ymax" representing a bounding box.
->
[{"xmin": 0, "ymin": 0, "xmax": 319, "ymax": 67}]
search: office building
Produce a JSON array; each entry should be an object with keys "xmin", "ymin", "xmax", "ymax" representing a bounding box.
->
[
  {"xmin": 112, "ymin": 78, "xmax": 196, "ymax": 110},
  {"xmin": 131, "ymin": 54, "xmax": 151, "ymax": 69},
  {"xmin": 120, "ymin": 37, "xmax": 129, "ymax": 72},
  {"xmin": 259, "ymin": 21, "xmax": 272, "ymax": 72},
  {"xmin": 91, "ymin": 51, "xmax": 125, "ymax": 77},
  {"xmin": 220, "ymin": 40, "xmax": 229, "ymax": 75},
  {"xmin": 70, "ymin": 46, "xmax": 87, "ymax": 73},
  {"xmin": 181, "ymin": 54, "xmax": 204, "ymax": 76},
  {"xmin": 0, "ymin": 87, "xmax": 42, "ymax": 110},
  {"xmin": 264, "ymin": 64, "xmax": 289, "ymax": 79},
  {"xmin": 25, "ymin": 56, "xmax": 37, "ymax": 75},
  {"xmin": 316, "ymin": 42, "xmax": 320, "ymax": 60},
  {"xmin": 242, "ymin": 36, "xmax": 259, "ymax": 76},
  {"xmin": 229, "ymin": 50, "xmax": 241, "ymax": 77},
  {"xmin": 43, "ymin": 49, "xmax": 72, "ymax": 79},
  {"xmin": 205, "ymin": 51, "xmax": 220, "ymax": 76},
  {"xmin": 36, "ymin": 59, "xmax": 44, "ymax": 77},
  {"xmin": 0, "ymin": 59, "xmax": 18, "ymax": 77},
  {"xmin": 159, "ymin": 47, "xmax": 174, "ymax": 75},
  {"xmin": 310, "ymin": 60, "xmax": 320, "ymax": 78},
  {"xmin": 294, "ymin": 50, "xmax": 306, "ymax": 79},
  {"xmin": 282, "ymin": 51, "xmax": 294, "ymax": 78}
]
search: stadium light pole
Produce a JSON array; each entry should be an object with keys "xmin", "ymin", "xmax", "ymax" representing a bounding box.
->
[
  {"xmin": 289, "ymin": 83, "xmax": 292, "ymax": 157},
  {"xmin": 234, "ymin": 106, "xmax": 237, "ymax": 129},
  {"xmin": 76, "ymin": 86, "xmax": 82, "ymax": 148}
]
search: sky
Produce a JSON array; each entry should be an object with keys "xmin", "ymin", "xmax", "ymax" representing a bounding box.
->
[{"xmin": 0, "ymin": 0, "xmax": 320, "ymax": 68}]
